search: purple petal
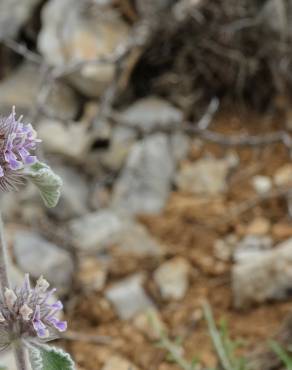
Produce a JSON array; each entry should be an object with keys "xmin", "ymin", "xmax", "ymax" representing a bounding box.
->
[
  {"xmin": 24, "ymin": 155, "xmax": 37, "ymax": 165},
  {"xmin": 48, "ymin": 317, "xmax": 67, "ymax": 332},
  {"xmin": 4, "ymin": 151, "xmax": 22, "ymax": 170},
  {"xmin": 33, "ymin": 319, "xmax": 48, "ymax": 338},
  {"xmin": 0, "ymin": 166, "xmax": 4, "ymax": 177},
  {"xmin": 50, "ymin": 301, "xmax": 63, "ymax": 311},
  {"xmin": 18, "ymin": 147, "xmax": 29, "ymax": 161},
  {"xmin": 33, "ymin": 305, "xmax": 41, "ymax": 321}
]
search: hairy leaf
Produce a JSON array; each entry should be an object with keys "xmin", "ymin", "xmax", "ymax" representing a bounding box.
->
[
  {"xmin": 29, "ymin": 345, "xmax": 75, "ymax": 370},
  {"xmin": 25, "ymin": 162, "xmax": 62, "ymax": 208}
]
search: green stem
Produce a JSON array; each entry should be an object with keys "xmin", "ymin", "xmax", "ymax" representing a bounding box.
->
[{"xmin": 203, "ymin": 301, "xmax": 233, "ymax": 370}]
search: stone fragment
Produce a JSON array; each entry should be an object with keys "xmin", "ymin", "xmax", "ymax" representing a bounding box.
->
[
  {"xmin": 102, "ymin": 356, "xmax": 140, "ymax": 370},
  {"xmin": 232, "ymin": 238, "xmax": 292, "ymax": 308},
  {"xmin": 38, "ymin": 0, "xmax": 129, "ymax": 97},
  {"xmin": 70, "ymin": 210, "xmax": 122, "ymax": 252},
  {"xmin": 251, "ymin": 175, "xmax": 272, "ymax": 194},
  {"xmin": 112, "ymin": 134, "xmax": 175, "ymax": 214},
  {"xmin": 38, "ymin": 120, "xmax": 92, "ymax": 160},
  {"xmin": 214, "ymin": 234, "xmax": 238, "ymax": 262},
  {"xmin": 274, "ymin": 164, "xmax": 292, "ymax": 186},
  {"xmin": 169, "ymin": 131, "xmax": 190, "ymax": 162},
  {"xmin": 70, "ymin": 210, "xmax": 163, "ymax": 255},
  {"xmin": 48, "ymin": 166, "xmax": 89, "ymax": 220},
  {"xmin": 0, "ymin": 0, "xmax": 42, "ymax": 39},
  {"xmin": 154, "ymin": 257, "xmax": 191, "ymax": 300},
  {"xmin": 105, "ymin": 274, "xmax": 154, "ymax": 320},
  {"xmin": 117, "ymin": 97, "xmax": 183, "ymax": 133},
  {"xmin": 98, "ymin": 125, "xmax": 137, "ymax": 173},
  {"xmin": 0, "ymin": 62, "xmax": 78, "ymax": 120},
  {"xmin": 13, "ymin": 230, "xmax": 74, "ymax": 294},
  {"xmin": 233, "ymin": 235, "xmax": 273, "ymax": 263},
  {"xmin": 245, "ymin": 217, "xmax": 271, "ymax": 236},
  {"xmin": 175, "ymin": 156, "xmax": 237, "ymax": 195}
]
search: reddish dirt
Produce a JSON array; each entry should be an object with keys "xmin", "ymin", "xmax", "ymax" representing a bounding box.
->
[{"xmin": 66, "ymin": 109, "xmax": 292, "ymax": 370}]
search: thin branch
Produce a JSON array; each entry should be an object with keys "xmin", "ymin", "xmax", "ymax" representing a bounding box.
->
[
  {"xmin": 197, "ymin": 97, "xmax": 219, "ymax": 130},
  {"xmin": 214, "ymin": 187, "xmax": 292, "ymax": 225},
  {"xmin": 184, "ymin": 123, "xmax": 292, "ymax": 148},
  {"xmin": 2, "ymin": 38, "xmax": 42, "ymax": 65},
  {"xmin": 61, "ymin": 330, "xmax": 111, "ymax": 344}
]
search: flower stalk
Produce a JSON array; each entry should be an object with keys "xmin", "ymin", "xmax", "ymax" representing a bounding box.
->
[
  {"xmin": 13, "ymin": 340, "xmax": 28, "ymax": 370},
  {"xmin": 0, "ymin": 211, "xmax": 10, "ymax": 294},
  {"xmin": 0, "ymin": 107, "xmax": 69, "ymax": 370}
]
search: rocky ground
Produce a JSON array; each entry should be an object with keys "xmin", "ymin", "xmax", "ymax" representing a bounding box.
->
[{"xmin": 1, "ymin": 1, "xmax": 292, "ymax": 370}]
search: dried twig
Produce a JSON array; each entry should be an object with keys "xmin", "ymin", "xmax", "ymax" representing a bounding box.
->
[
  {"xmin": 185, "ymin": 124, "xmax": 292, "ymax": 149},
  {"xmin": 197, "ymin": 97, "xmax": 219, "ymax": 130},
  {"xmin": 61, "ymin": 330, "xmax": 111, "ymax": 344},
  {"xmin": 216, "ymin": 187, "xmax": 292, "ymax": 225}
]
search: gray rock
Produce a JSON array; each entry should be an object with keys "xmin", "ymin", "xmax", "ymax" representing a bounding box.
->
[
  {"xmin": 260, "ymin": 0, "xmax": 290, "ymax": 35},
  {"xmin": 0, "ymin": 0, "xmax": 42, "ymax": 39},
  {"xmin": 117, "ymin": 97, "xmax": 183, "ymax": 133},
  {"xmin": 13, "ymin": 231, "xmax": 74, "ymax": 294},
  {"xmin": 99, "ymin": 126, "xmax": 137, "ymax": 172},
  {"xmin": 48, "ymin": 166, "xmax": 89, "ymax": 220},
  {"xmin": 70, "ymin": 210, "xmax": 123, "ymax": 251},
  {"xmin": 232, "ymin": 238, "xmax": 292, "ymax": 308},
  {"xmin": 233, "ymin": 235, "xmax": 273, "ymax": 263},
  {"xmin": 154, "ymin": 257, "xmax": 191, "ymax": 300},
  {"xmin": 38, "ymin": 0, "xmax": 129, "ymax": 97},
  {"xmin": 38, "ymin": 119, "xmax": 92, "ymax": 160},
  {"xmin": 70, "ymin": 209, "xmax": 163, "ymax": 255},
  {"xmin": 0, "ymin": 183, "xmax": 43, "ymax": 223},
  {"xmin": 0, "ymin": 62, "xmax": 78, "ymax": 120},
  {"xmin": 169, "ymin": 131, "xmax": 190, "ymax": 162},
  {"xmin": 175, "ymin": 155, "xmax": 237, "ymax": 195},
  {"xmin": 112, "ymin": 134, "xmax": 175, "ymax": 214},
  {"xmin": 105, "ymin": 274, "xmax": 154, "ymax": 320}
]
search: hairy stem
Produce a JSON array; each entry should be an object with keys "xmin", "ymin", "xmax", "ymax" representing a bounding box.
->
[
  {"xmin": 0, "ymin": 211, "xmax": 10, "ymax": 294},
  {"xmin": 0, "ymin": 213, "xmax": 29, "ymax": 370},
  {"xmin": 13, "ymin": 341, "xmax": 29, "ymax": 370}
]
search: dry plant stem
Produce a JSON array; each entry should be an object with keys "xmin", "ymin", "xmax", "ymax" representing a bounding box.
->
[{"xmin": 13, "ymin": 341, "xmax": 28, "ymax": 370}]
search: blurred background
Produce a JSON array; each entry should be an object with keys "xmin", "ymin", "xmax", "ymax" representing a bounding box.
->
[{"xmin": 1, "ymin": 0, "xmax": 292, "ymax": 369}]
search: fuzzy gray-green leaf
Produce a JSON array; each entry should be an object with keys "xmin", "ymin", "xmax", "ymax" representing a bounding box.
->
[
  {"xmin": 25, "ymin": 162, "xmax": 62, "ymax": 208},
  {"xmin": 29, "ymin": 345, "xmax": 75, "ymax": 370}
]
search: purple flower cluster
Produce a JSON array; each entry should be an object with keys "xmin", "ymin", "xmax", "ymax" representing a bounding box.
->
[
  {"xmin": 0, "ymin": 275, "xmax": 66, "ymax": 350},
  {"xmin": 0, "ymin": 107, "xmax": 41, "ymax": 191}
]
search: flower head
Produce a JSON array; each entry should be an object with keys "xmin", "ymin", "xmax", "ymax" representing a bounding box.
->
[
  {"xmin": 0, "ymin": 107, "xmax": 41, "ymax": 191},
  {"xmin": 0, "ymin": 274, "xmax": 66, "ymax": 350}
]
